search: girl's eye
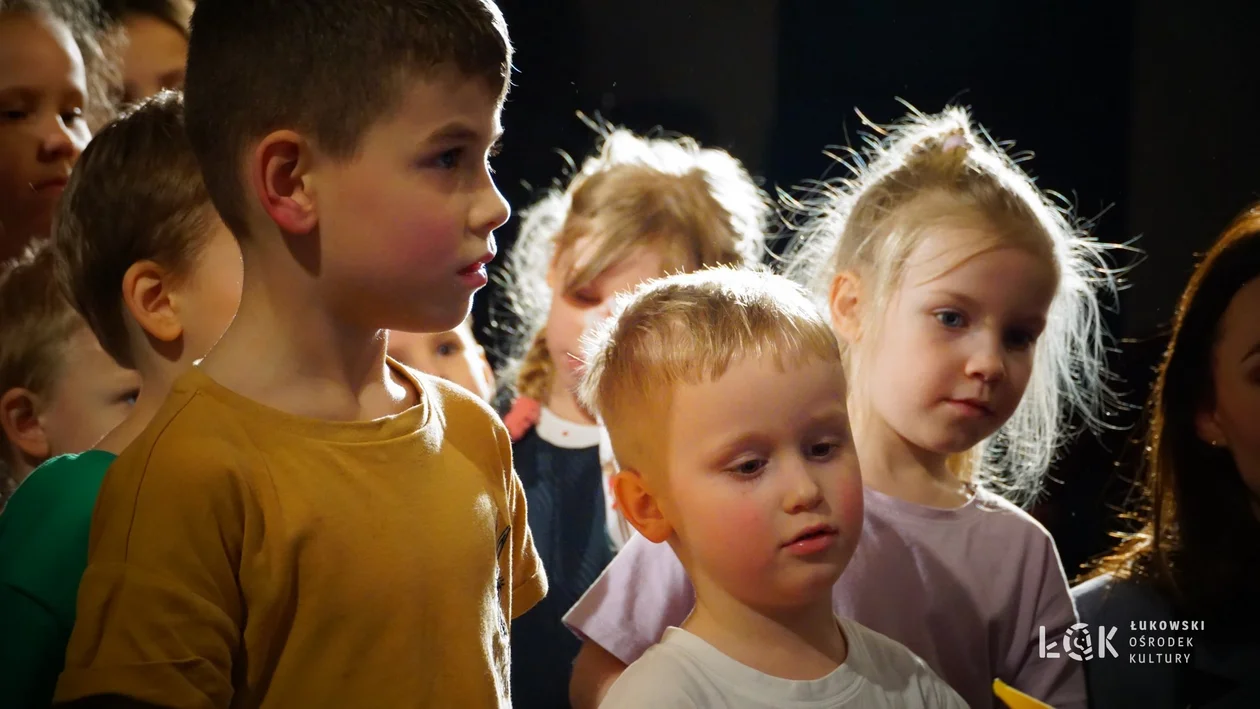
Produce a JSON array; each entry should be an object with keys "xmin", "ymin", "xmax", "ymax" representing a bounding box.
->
[
  {"xmin": 571, "ymin": 289, "xmax": 601, "ymax": 307},
  {"xmin": 729, "ymin": 459, "xmax": 765, "ymax": 477},
  {"xmin": 61, "ymin": 107, "xmax": 84, "ymax": 125},
  {"xmin": 935, "ymin": 310, "xmax": 967, "ymax": 329},
  {"xmin": 1, "ymin": 109, "xmax": 28, "ymax": 121},
  {"xmin": 1004, "ymin": 329, "xmax": 1037, "ymax": 351},
  {"xmin": 120, "ymin": 389, "xmax": 140, "ymax": 406},
  {"xmin": 436, "ymin": 341, "xmax": 461, "ymax": 357}
]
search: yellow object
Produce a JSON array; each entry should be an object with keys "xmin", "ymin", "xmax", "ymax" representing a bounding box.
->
[
  {"xmin": 56, "ymin": 365, "xmax": 547, "ymax": 708},
  {"xmin": 993, "ymin": 678, "xmax": 1055, "ymax": 709}
]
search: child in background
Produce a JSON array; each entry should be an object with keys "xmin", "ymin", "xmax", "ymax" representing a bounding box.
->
[
  {"xmin": 389, "ymin": 315, "xmax": 495, "ymax": 402},
  {"xmin": 103, "ymin": 0, "xmax": 192, "ymax": 104},
  {"xmin": 0, "ymin": 242, "xmax": 140, "ymax": 504},
  {"xmin": 497, "ymin": 124, "xmax": 769, "ymax": 709},
  {"xmin": 566, "ymin": 107, "xmax": 1114, "ymax": 709},
  {"xmin": 581, "ymin": 266, "xmax": 966, "ymax": 708},
  {"xmin": 0, "ymin": 0, "xmax": 119, "ymax": 261},
  {"xmin": 0, "ymin": 90, "xmax": 241, "ymax": 709},
  {"xmin": 56, "ymin": 2, "xmax": 544, "ymax": 707}
]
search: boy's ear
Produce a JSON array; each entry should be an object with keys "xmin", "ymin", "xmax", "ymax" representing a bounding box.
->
[
  {"xmin": 122, "ymin": 259, "xmax": 183, "ymax": 343},
  {"xmin": 252, "ymin": 129, "xmax": 318, "ymax": 235},
  {"xmin": 828, "ymin": 271, "xmax": 863, "ymax": 344},
  {"xmin": 611, "ymin": 468, "xmax": 672, "ymax": 543},
  {"xmin": 0, "ymin": 387, "xmax": 50, "ymax": 462}
]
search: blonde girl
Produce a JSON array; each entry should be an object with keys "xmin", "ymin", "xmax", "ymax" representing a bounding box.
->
[
  {"xmin": 564, "ymin": 106, "xmax": 1115, "ymax": 709},
  {"xmin": 497, "ymin": 121, "xmax": 768, "ymax": 709}
]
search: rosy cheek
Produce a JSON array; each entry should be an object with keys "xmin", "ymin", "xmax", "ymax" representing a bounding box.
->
[{"xmin": 834, "ymin": 473, "xmax": 865, "ymax": 531}]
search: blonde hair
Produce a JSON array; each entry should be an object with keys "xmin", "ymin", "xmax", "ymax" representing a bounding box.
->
[
  {"xmin": 578, "ymin": 265, "xmax": 842, "ymax": 473},
  {"xmin": 783, "ymin": 105, "xmax": 1115, "ymax": 505},
  {"xmin": 496, "ymin": 119, "xmax": 770, "ymax": 405}
]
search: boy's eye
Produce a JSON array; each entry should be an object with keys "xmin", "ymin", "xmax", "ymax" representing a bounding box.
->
[
  {"xmin": 805, "ymin": 442, "xmax": 839, "ymax": 460},
  {"xmin": 0, "ymin": 109, "xmax": 28, "ymax": 121},
  {"xmin": 728, "ymin": 459, "xmax": 765, "ymax": 477},
  {"xmin": 60, "ymin": 107, "xmax": 84, "ymax": 124},
  {"xmin": 119, "ymin": 389, "xmax": 140, "ymax": 406},
  {"xmin": 934, "ymin": 310, "xmax": 967, "ymax": 329},
  {"xmin": 435, "ymin": 340, "xmax": 462, "ymax": 357},
  {"xmin": 431, "ymin": 147, "xmax": 462, "ymax": 169}
]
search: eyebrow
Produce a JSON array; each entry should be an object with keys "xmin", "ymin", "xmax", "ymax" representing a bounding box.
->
[
  {"xmin": 929, "ymin": 289, "xmax": 1048, "ymax": 328},
  {"xmin": 1241, "ymin": 340, "xmax": 1260, "ymax": 364},
  {"xmin": 703, "ymin": 405, "xmax": 851, "ymax": 467},
  {"xmin": 427, "ymin": 122, "xmax": 502, "ymax": 146}
]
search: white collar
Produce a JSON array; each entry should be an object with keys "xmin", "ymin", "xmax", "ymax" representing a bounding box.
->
[{"xmin": 536, "ymin": 406, "xmax": 602, "ymax": 449}]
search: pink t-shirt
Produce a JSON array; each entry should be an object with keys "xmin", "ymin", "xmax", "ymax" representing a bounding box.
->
[{"xmin": 564, "ymin": 486, "xmax": 1086, "ymax": 709}]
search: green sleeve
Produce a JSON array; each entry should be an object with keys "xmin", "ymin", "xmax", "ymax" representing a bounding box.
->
[{"xmin": 0, "ymin": 583, "xmax": 70, "ymax": 708}]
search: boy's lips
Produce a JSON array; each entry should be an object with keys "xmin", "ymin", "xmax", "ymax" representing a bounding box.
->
[
  {"xmin": 783, "ymin": 522, "xmax": 839, "ymax": 548},
  {"xmin": 457, "ymin": 252, "xmax": 495, "ymax": 275}
]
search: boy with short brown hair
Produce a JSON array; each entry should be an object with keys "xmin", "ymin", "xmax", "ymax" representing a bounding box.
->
[{"xmin": 56, "ymin": 2, "xmax": 545, "ymax": 708}]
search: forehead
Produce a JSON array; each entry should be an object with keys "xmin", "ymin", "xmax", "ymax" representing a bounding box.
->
[
  {"xmin": 0, "ymin": 12, "xmax": 86, "ymax": 94},
  {"xmin": 670, "ymin": 354, "xmax": 847, "ymax": 430},
  {"xmin": 561, "ymin": 233, "xmax": 677, "ymax": 290},
  {"xmin": 122, "ymin": 13, "xmax": 188, "ymax": 60},
  {"xmin": 1216, "ymin": 276, "xmax": 1260, "ymax": 356},
  {"xmin": 364, "ymin": 66, "xmax": 503, "ymax": 142},
  {"xmin": 903, "ymin": 224, "xmax": 1057, "ymax": 292}
]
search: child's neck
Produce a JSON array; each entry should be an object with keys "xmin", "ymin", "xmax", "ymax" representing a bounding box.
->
[
  {"xmin": 857, "ymin": 413, "xmax": 973, "ymax": 509},
  {"xmin": 545, "ymin": 386, "xmax": 596, "ymax": 426},
  {"xmin": 198, "ymin": 258, "xmax": 414, "ymax": 421},
  {"xmin": 681, "ymin": 580, "xmax": 847, "ymax": 681},
  {"xmin": 95, "ymin": 346, "xmax": 195, "ymax": 455}
]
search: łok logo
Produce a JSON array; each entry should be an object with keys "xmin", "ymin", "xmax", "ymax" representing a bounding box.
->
[{"xmin": 1039, "ymin": 623, "xmax": 1118, "ymax": 660}]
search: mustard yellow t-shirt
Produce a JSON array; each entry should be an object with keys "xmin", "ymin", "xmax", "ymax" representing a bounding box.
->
[{"xmin": 55, "ymin": 362, "xmax": 546, "ymax": 709}]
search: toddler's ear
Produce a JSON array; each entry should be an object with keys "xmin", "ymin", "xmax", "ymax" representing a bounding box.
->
[
  {"xmin": 828, "ymin": 271, "xmax": 863, "ymax": 344},
  {"xmin": 611, "ymin": 468, "xmax": 672, "ymax": 543},
  {"xmin": 0, "ymin": 387, "xmax": 51, "ymax": 462}
]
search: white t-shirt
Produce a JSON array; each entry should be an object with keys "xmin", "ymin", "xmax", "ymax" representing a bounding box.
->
[{"xmin": 599, "ymin": 617, "xmax": 968, "ymax": 708}]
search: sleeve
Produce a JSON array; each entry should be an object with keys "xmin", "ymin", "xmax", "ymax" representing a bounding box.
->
[
  {"xmin": 1072, "ymin": 575, "xmax": 1183, "ymax": 709},
  {"xmin": 496, "ymin": 419, "xmax": 547, "ymax": 618},
  {"xmin": 562, "ymin": 533, "xmax": 695, "ymax": 665},
  {"xmin": 53, "ymin": 434, "xmax": 256, "ymax": 709},
  {"xmin": 596, "ymin": 655, "xmax": 701, "ymax": 709},
  {"xmin": 1002, "ymin": 527, "xmax": 1088, "ymax": 709},
  {"xmin": 0, "ymin": 586, "xmax": 67, "ymax": 707}
]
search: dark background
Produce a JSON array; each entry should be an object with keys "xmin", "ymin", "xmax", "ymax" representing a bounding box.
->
[{"xmin": 481, "ymin": 0, "xmax": 1260, "ymax": 577}]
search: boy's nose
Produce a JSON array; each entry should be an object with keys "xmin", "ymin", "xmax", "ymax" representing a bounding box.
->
[
  {"xmin": 473, "ymin": 181, "xmax": 511, "ymax": 236},
  {"xmin": 782, "ymin": 458, "xmax": 824, "ymax": 513}
]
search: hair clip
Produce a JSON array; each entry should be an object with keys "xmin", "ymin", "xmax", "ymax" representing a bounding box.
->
[{"xmin": 941, "ymin": 133, "xmax": 968, "ymax": 151}]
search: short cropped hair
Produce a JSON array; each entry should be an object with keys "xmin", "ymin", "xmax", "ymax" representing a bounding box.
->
[
  {"xmin": 54, "ymin": 91, "xmax": 216, "ymax": 370},
  {"xmin": 183, "ymin": 0, "xmax": 512, "ymax": 238},
  {"xmin": 0, "ymin": 242, "xmax": 84, "ymax": 457},
  {"xmin": 578, "ymin": 266, "xmax": 842, "ymax": 472}
]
